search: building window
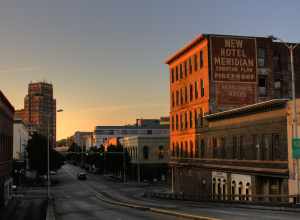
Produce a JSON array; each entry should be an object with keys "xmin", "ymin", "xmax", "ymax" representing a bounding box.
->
[
  {"xmin": 171, "ymin": 116, "xmax": 174, "ymax": 131},
  {"xmin": 194, "ymin": 54, "xmax": 198, "ymax": 71},
  {"xmin": 200, "ymin": 50, "xmax": 204, "ymax": 68},
  {"xmin": 143, "ymin": 146, "xmax": 149, "ymax": 159},
  {"xmin": 180, "ymin": 88, "xmax": 183, "ymax": 105},
  {"xmin": 180, "ymin": 113, "xmax": 183, "ymax": 130},
  {"xmin": 272, "ymin": 134, "xmax": 280, "ymax": 160},
  {"xmin": 176, "ymin": 66, "xmax": 179, "ymax": 81},
  {"xmin": 189, "ymin": 58, "xmax": 192, "ymax": 74},
  {"xmin": 172, "ymin": 92, "xmax": 175, "ymax": 107},
  {"xmin": 184, "ymin": 61, "xmax": 187, "ymax": 77},
  {"xmin": 185, "ymin": 112, "xmax": 188, "ymax": 129},
  {"xmin": 158, "ymin": 145, "xmax": 164, "ymax": 160},
  {"xmin": 232, "ymin": 136, "xmax": 237, "ymax": 159},
  {"xmin": 194, "ymin": 109, "xmax": 197, "ymax": 129},
  {"xmin": 180, "ymin": 63, "xmax": 183, "ymax": 79},
  {"xmin": 258, "ymin": 48, "xmax": 267, "ymax": 67},
  {"xmin": 258, "ymin": 76, "xmax": 268, "ymax": 97},
  {"xmin": 180, "ymin": 142, "xmax": 183, "ymax": 157},
  {"xmin": 185, "ymin": 86, "xmax": 188, "ymax": 103},
  {"xmin": 195, "ymin": 141, "xmax": 199, "ymax": 158},
  {"xmin": 184, "ymin": 141, "xmax": 188, "ymax": 158},
  {"xmin": 147, "ymin": 130, "xmax": 152, "ymax": 135},
  {"xmin": 190, "ymin": 84, "xmax": 193, "ymax": 101},
  {"xmin": 201, "ymin": 79, "xmax": 205, "ymax": 97},
  {"xmin": 176, "ymin": 143, "xmax": 179, "ymax": 157},
  {"xmin": 195, "ymin": 81, "xmax": 198, "ymax": 99},
  {"xmin": 176, "ymin": 90, "xmax": 179, "ymax": 106},
  {"xmin": 239, "ymin": 135, "xmax": 244, "ymax": 159},
  {"xmin": 221, "ymin": 137, "xmax": 226, "ymax": 158},
  {"xmin": 200, "ymin": 139, "xmax": 205, "ymax": 158},
  {"xmin": 176, "ymin": 114, "xmax": 178, "ymax": 130},
  {"xmin": 212, "ymin": 137, "xmax": 217, "ymax": 158},
  {"xmin": 257, "ymin": 48, "xmax": 267, "ymax": 67},
  {"xmin": 171, "ymin": 68, "xmax": 174, "ymax": 83},
  {"xmin": 189, "ymin": 111, "xmax": 193, "ymax": 128},
  {"xmin": 190, "ymin": 141, "xmax": 194, "ymax": 158}
]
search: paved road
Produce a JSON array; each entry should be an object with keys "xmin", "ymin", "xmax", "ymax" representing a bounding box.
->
[
  {"xmin": 52, "ymin": 165, "xmax": 188, "ymax": 220},
  {"xmin": 60, "ymin": 164, "xmax": 300, "ymax": 220}
]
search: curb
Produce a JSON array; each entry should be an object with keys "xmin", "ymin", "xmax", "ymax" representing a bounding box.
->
[
  {"xmin": 46, "ymin": 200, "xmax": 56, "ymax": 220},
  {"xmin": 146, "ymin": 193, "xmax": 300, "ymax": 213},
  {"xmin": 95, "ymin": 192, "xmax": 219, "ymax": 220}
]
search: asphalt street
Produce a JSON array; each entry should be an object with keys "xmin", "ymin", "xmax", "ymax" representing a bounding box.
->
[
  {"xmin": 59, "ymin": 164, "xmax": 300, "ymax": 220},
  {"xmin": 52, "ymin": 165, "xmax": 188, "ymax": 220}
]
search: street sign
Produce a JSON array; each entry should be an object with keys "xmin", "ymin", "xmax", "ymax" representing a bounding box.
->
[{"xmin": 292, "ymin": 138, "xmax": 300, "ymax": 159}]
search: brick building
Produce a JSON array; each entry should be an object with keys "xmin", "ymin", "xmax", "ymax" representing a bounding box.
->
[
  {"xmin": 165, "ymin": 34, "xmax": 300, "ymax": 200},
  {"xmin": 170, "ymin": 99, "xmax": 300, "ymax": 200},
  {"xmin": 0, "ymin": 90, "xmax": 14, "ymax": 206},
  {"xmin": 17, "ymin": 82, "xmax": 57, "ymax": 147}
]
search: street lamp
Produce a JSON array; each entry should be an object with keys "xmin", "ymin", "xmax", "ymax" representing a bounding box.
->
[
  {"xmin": 269, "ymin": 35, "xmax": 300, "ymax": 198},
  {"xmin": 47, "ymin": 109, "xmax": 64, "ymax": 200}
]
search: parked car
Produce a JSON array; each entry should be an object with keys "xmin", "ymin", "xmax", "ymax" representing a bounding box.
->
[
  {"xmin": 77, "ymin": 172, "xmax": 87, "ymax": 180},
  {"xmin": 50, "ymin": 171, "xmax": 57, "ymax": 175}
]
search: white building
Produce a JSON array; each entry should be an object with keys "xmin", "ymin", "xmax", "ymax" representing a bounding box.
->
[
  {"xmin": 74, "ymin": 131, "xmax": 95, "ymax": 151},
  {"xmin": 95, "ymin": 118, "xmax": 169, "ymax": 147},
  {"xmin": 13, "ymin": 118, "xmax": 29, "ymax": 161},
  {"xmin": 122, "ymin": 135, "xmax": 169, "ymax": 182}
]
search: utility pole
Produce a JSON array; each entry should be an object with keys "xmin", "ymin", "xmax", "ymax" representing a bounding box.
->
[
  {"xmin": 123, "ymin": 147, "xmax": 126, "ymax": 183},
  {"xmin": 47, "ymin": 114, "xmax": 50, "ymax": 200},
  {"xmin": 47, "ymin": 109, "xmax": 63, "ymax": 200}
]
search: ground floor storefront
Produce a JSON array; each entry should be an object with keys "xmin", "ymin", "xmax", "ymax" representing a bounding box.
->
[
  {"xmin": 170, "ymin": 165, "xmax": 289, "ymax": 202},
  {"xmin": 128, "ymin": 163, "xmax": 168, "ymax": 182}
]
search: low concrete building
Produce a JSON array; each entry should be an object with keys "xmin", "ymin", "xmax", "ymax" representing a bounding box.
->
[
  {"xmin": 74, "ymin": 131, "xmax": 95, "ymax": 151},
  {"xmin": 0, "ymin": 91, "xmax": 14, "ymax": 206},
  {"xmin": 13, "ymin": 117, "xmax": 29, "ymax": 161},
  {"xmin": 123, "ymin": 135, "xmax": 169, "ymax": 182},
  {"xmin": 170, "ymin": 99, "xmax": 300, "ymax": 201},
  {"xmin": 95, "ymin": 118, "xmax": 169, "ymax": 147}
]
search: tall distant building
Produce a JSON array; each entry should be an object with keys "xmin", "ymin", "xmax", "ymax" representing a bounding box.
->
[{"xmin": 17, "ymin": 82, "xmax": 56, "ymax": 147}]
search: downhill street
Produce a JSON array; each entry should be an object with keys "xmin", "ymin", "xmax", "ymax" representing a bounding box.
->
[{"xmin": 52, "ymin": 164, "xmax": 300, "ymax": 220}]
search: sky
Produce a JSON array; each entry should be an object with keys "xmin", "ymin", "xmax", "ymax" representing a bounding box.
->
[{"xmin": 0, "ymin": 0, "xmax": 300, "ymax": 139}]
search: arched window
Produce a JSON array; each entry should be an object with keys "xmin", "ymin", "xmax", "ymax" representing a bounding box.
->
[
  {"xmin": 217, "ymin": 179, "xmax": 222, "ymax": 195},
  {"xmin": 222, "ymin": 179, "xmax": 227, "ymax": 199},
  {"xmin": 143, "ymin": 146, "xmax": 149, "ymax": 159},
  {"xmin": 238, "ymin": 182, "xmax": 243, "ymax": 200},
  {"xmin": 212, "ymin": 178, "xmax": 216, "ymax": 198},
  {"xmin": 232, "ymin": 181, "xmax": 236, "ymax": 200},
  {"xmin": 246, "ymin": 183, "xmax": 251, "ymax": 201},
  {"xmin": 176, "ymin": 143, "xmax": 179, "ymax": 158}
]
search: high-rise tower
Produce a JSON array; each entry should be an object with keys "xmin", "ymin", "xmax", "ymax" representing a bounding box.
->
[{"xmin": 16, "ymin": 82, "xmax": 56, "ymax": 147}]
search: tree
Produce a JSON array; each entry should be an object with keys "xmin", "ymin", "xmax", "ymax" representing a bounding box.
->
[
  {"xmin": 67, "ymin": 142, "xmax": 82, "ymax": 152},
  {"xmin": 105, "ymin": 144, "xmax": 130, "ymax": 177},
  {"xmin": 27, "ymin": 133, "xmax": 65, "ymax": 175}
]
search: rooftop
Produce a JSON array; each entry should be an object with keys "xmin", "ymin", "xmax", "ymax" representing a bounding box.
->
[{"xmin": 205, "ymin": 99, "xmax": 289, "ymax": 121}]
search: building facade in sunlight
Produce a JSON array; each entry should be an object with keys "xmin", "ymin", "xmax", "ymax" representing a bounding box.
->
[
  {"xmin": 165, "ymin": 34, "xmax": 300, "ymax": 200},
  {"xmin": 94, "ymin": 118, "xmax": 169, "ymax": 147},
  {"xmin": 16, "ymin": 82, "xmax": 57, "ymax": 147},
  {"xmin": 0, "ymin": 90, "xmax": 14, "ymax": 206}
]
